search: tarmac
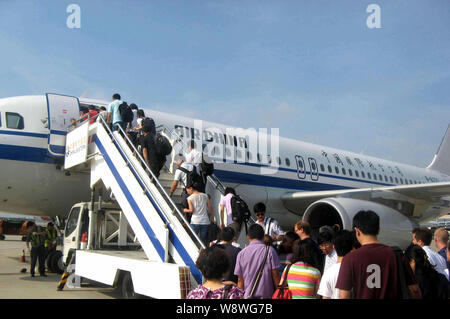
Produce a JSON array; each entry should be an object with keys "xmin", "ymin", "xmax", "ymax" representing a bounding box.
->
[{"xmin": 0, "ymin": 235, "xmax": 121, "ymax": 299}]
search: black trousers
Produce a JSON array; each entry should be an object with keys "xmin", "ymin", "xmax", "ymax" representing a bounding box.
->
[{"xmin": 30, "ymin": 246, "xmax": 46, "ymax": 275}]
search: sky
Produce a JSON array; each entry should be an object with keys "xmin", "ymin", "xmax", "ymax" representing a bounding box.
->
[{"xmin": 0, "ymin": 0, "xmax": 449, "ymax": 167}]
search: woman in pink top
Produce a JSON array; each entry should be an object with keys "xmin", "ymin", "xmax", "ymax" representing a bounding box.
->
[
  {"xmin": 187, "ymin": 246, "xmax": 244, "ymax": 299},
  {"xmin": 219, "ymin": 187, "xmax": 236, "ymax": 229}
]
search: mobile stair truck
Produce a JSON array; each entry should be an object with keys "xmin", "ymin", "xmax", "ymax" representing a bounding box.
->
[{"xmin": 60, "ymin": 112, "xmax": 219, "ymax": 299}]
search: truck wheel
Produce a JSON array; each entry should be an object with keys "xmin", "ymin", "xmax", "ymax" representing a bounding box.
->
[
  {"xmin": 0, "ymin": 235, "xmax": 5, "ymax": 240},
  {"xmin": 46, "ymin": 251, "xmax": 56, "ymax": 272},
  {"xmin": 52, "ymin": 251, "xmax": 64, "ymax": 274},
  {"xmin": 21, "ymin": 236, "xmax": 26, "ymax": 242},
  {"xmin": 121, "ymin": 272, "xmax": 138, "ymax": 299}
]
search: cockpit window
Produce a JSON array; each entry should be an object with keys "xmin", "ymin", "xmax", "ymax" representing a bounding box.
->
[{"xmin": 6, "ymin": 112, "xmax": 24, "ymax": 130}]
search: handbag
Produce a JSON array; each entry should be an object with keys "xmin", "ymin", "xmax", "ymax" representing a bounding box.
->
[
  {"xmin": 248, "ymin": 245, "xmax": 270, "ymax": 298},
  {"xmin": 272, "ymin": 264, "xmax": 292, "ymax": 299}
]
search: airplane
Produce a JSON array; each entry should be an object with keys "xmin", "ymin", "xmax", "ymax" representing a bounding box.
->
[{"xmin": 1, "ymin": 93, "xmax": 450, "ymax": 248}]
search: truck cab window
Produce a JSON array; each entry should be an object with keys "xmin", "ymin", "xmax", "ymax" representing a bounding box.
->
[{"xmin": 6, "ymin": 112, "xmax": 24, "ymax": 130}]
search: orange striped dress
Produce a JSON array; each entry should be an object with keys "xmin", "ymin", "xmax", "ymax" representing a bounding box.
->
[{"xmin": 282, "ymin": 262, "xmax": 321, "ymax": 299}]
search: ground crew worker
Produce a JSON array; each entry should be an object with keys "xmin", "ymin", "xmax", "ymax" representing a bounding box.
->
[
  {"xmin": 45, "ymin": 222, "xmax": 58, "ymax": 258},
  {"xmin": 25, "ymin": 222, "xmax": 47, "ymax": 277}
]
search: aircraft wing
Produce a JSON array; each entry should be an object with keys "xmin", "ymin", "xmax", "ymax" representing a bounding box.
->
[
  {"xmin": 280, "ymin": 182, "xmax": 450, "ymax": 218},
  {"xmin": 282, "ymin": 182, "xmax": 450, "ymax": 202}
]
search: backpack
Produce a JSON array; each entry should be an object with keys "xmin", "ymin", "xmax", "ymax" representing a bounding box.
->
[
  {"xmin": 142, "ymin": 117, "xmax": 156, "ymax": 135},
  {"xmin": 200, "ymin": 153, "xmax": 214, "ymax": 176},
  {"xmin": 154, "ymin": 133, "xmax": 172, "ymax": 156},
  {"xmin": 391, "ymin": 246, "xmax": 411, "ymax": 299},
  {"xmin": 230, "ymin": 195, "xmax": 251, "ymax": 224},
  {"xmin": 119, "ymin": 102, "xmax": 134, "ymax": 123},
  {"xmin": 179, "ymin": 166, "xmax": 205, "ymax": 192}
]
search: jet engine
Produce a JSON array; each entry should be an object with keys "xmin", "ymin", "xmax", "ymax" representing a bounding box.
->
[{"xmin": 302, "ymin": 198, "xmax": 417, "ymax": 249}]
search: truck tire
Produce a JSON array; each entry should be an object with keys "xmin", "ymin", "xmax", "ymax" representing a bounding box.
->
[
  {"xmin": 0, "ymin": 234, "xmax": 5, "ymax": 240},
  {"xmin": 51, "ymin": 250, "xmax": 64, "ymax": 274},
  {"xmin": 46, "ymin": 251, "xmax": 56, "ymax": 272},
  {"xmin": 121, "ymin": 272, "xmax": 138, "ymax": 299}
]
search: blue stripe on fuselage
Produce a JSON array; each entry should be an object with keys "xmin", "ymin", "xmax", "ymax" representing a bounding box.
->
[
  {"xmin": 0, "ymin": 144, "xmax": 57, "ymax": 164},
  {"xmin": 0, "ymin": 142, "xmax": 396, "ymax": 190}
]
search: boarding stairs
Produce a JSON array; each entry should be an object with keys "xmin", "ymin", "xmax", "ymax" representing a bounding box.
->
[{"xmin": 64, "ymin": 116, "xmax": 227, "ymax": 287}]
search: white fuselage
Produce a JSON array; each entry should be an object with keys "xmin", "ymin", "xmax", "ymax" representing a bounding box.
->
[{"xmin": 0, "ymin": 95, "xmax": 449, "ymax": 229}]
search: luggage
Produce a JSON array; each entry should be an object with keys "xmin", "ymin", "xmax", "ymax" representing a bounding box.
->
[
  {"xmin": 230, "ymin": 195, "xmax": 251, "ymax": 224},
  {"xmin": 118, "ymin": 102, "xmax": 134, "ymax": 123},
  {"xmin": 179, "ymin": 166, "xmax": 205, "ymax": 192},
  {"xmin": 154, "ymin": 133, "xmax": 172, "ymax": 156},
  {"xmin": 200, "ymin": 154, "xmax": 214, "ymax": 176}
]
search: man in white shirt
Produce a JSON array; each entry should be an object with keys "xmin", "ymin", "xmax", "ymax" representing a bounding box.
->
[
  {"xmin": 169, "ymin": 160, "xmax": 194, "ymax": 222},
  {"xmin": 253, "ymin": 202, "xmax": 284, "ymax": 241},
  {"xmin": 184, "ymin": 140, "xmax": 202, "ymax": 173},
  {"xmin": 317, "ymin": 230, "xmax": 354, "ymax": 299},
  {"xmin": 412, "ymin": 227, "xmax": 449, "ymax": 280},
  {"xmin": 318, "ymin": 230, "xmax": 338, "ymax": 274}
]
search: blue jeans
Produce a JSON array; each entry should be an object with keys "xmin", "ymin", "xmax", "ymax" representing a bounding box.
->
[{"xmin": 190, "ymin": 224, "xmax": 209, "ymax": 246}]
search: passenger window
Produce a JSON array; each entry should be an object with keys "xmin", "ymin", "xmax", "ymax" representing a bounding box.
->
[
  {"xmin": 335, "ymin": 166, "xmax": 339, "ymax": 174},
  {"xmin": 277, "ymin": 156, "xmax": 281, "ymax": 165},
  {"xmin": 247, "ymin": 151, "xmax": 252, "ymax": 161},
  {"xmin": 367, "ymin": 172, "xmax": 371, "ymax": 179},
  {"xmin": 373, "ymin": 174, "xmax": 377, "ymax": 180},
  {"xmin": 285, "ymin": 158, "xmax": 290, "ymax": 166},
  {"xmin": 342, "ymin": 168, "xmax": 346, "ymax": 175},
  {"xmin": 328, "ymin": 165, "xmax": 332, "ymax": 173},
  {"xmin": 257, "ymin": 153, "xmax": 261, "ymax": 163},
  {"xmin": 320, "ymin": 164, "xmax": 325, "ymax": 172},
  {"xmin": 390, "ymin": 176, "xmax": 393, "ymax": 183},
  {"xmin": 299, "ymin": 160, "xmax": 304, "ymax": 169},
  {"xmin": 348, "ymin": 169, "xmax": 353, "ymax": 176},
  {"xmin": 361, "ymin": 172, "xmax": 365, "ymax": 178},
  {"xmin": 384, "ymin": 175, "xmax": 388, "ymax": 182},
  {"xmin": 379, "ymin": 174, "xmax": 382, "ymax": 181},
  {"xmin": 405, "ymin": 180, "xmax": 408, "ymax": 185},
  {"xmin": 395, "ymin": 177, "xmax": 399, "ymax": 184},
  {"xmin": 400, "ymin": 178, "xmax": 403, "ymax": 184},
  {"xmin": 355, "ymin": 170, "xmax": 359, "ymax": 177},
  {"xmin": 267, "ymin": 155, "xmax": 272, "ymax": 164},
  {"xmin": 6, "ymin": 112, "xmax": 24, "ymax": 130}
]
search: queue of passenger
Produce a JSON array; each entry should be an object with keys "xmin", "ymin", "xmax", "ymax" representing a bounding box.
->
[
  {"xmin": 187, "ymin": 209, "xmax": 450, "ymax": 299},
  {"xmin": 74, "ymin": 93, "xmax": 450, "ymax": 300}
]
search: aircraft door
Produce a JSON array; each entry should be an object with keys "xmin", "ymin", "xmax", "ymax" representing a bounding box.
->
[
  {"xmin": 308, "ymin": 157, "xmax": 319, "ymax": 181},
  {"xmin": 295, "ymin": 155, "xmax": 306, "ymax": 179},
  {"xmin": 46, "ymin": 93, "xmax": 80, "ymax": 158}
]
